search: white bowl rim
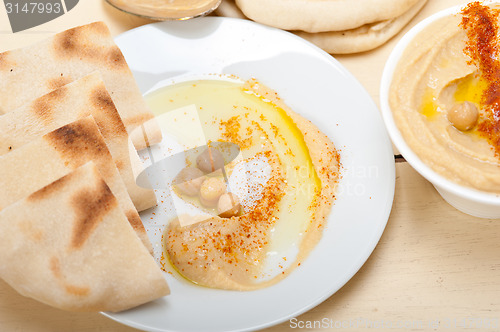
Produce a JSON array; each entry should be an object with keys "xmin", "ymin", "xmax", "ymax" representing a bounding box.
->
[{"xmin": 380, "ymin": 1, "xmax": 500, "ymax": 206}]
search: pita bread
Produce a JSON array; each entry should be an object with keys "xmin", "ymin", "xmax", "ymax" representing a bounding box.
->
[
  {"xmin": 0, "ymin": 116, "xmax": 152, "ymax": 253},
  {"xmin": 234, "ymin": 0, "xmax": 422, "ymax": 33},
  {"xmin": 0, "ymin": 72, "xmax": 156, "ymax": 212},
  {"xmin": 0, "ymin": 162, "xmax": 169, "ymax": 312},
  {"xmin": 0, "ymin": 22, "xmax": 161, "ymax": 150},
  {"xmin": 214, "ymin": 0, "xmax": 246, "ymax": 19},
  {"xmin": 296, "ymin": 0, "xmax": 427, "ymax": 54}
]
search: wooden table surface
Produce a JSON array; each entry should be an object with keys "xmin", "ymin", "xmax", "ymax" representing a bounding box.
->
[{"xmin": 1, "ymin": 1, "xmax": 499, "ymax": 331}]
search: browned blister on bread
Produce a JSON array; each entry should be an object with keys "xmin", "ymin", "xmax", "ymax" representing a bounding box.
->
[
  {"xmin": 0, "ymin": 72, "xmax": 156, "ymax": 211},
  {"xmin": 0, "ymin": 22, "xmax": 161, "ymax": 150},
  {"xmin": 0, "ymin": 116, "xmax": 152, "ymax": 253}
]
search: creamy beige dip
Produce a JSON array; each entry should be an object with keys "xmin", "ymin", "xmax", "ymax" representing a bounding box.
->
[
  {"xmin": 389, "ymin": 8, "xmax": 500, "ymax": 193},
  {"xmin": 147, "ymin": 79, "xmax": 340, "ymax": 290}
]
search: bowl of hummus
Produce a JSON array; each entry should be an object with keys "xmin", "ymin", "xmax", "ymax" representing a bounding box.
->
[{"xmin": 381, "ymin": 1, "xmax": 500, "ymax": 219}]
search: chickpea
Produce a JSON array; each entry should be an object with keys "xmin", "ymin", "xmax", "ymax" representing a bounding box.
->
[
  {"xmin": 173, "ymin": 167, "xmax": 205, "ymax": 196},
  {"xmin": 197, "ymin": 147, "xmax": 225, "ymax": 173},
  {"xmin": 447, "ymin": 101, "xmax": 479, "ymax": 131},
  {"xmin": 199, "ymin": 177, "xmax": 226, "ymax": 206},
  {"xmin": 217, "ymin": 193, "xmax": 241, "ymax": 218}
]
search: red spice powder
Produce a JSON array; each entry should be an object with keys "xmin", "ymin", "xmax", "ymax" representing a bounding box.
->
[{"xmin": 460, "ymin": 2, "xmax": 500, "ymax": 156}]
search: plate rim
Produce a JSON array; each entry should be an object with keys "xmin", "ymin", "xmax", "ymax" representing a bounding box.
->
[{"xmin": 104, "ymin": 16, "xmax": 396, "ymax": 332}]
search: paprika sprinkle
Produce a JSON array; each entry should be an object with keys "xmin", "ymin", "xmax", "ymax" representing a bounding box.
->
[{"xmin": 461, "ymin": 2, "xmax": 500, "ymax": 157}]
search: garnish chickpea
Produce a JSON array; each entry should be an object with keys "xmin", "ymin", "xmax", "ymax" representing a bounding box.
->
[
  {"xmin": 218, "ymin": 193, "xmax": 241, "ymax": 218},
  {"xmin": 199, "ymin": 177, "xmax": 226, "ymax": 206},
  {"xmin": 447, "ymin": 101, "xmax": 479, "ymax": 131},
  {"xmin": 173, "ymin": 167, "xmax": 205, "ymax": 196},
  {"xmin": 197, "ymin": 147, "xmax": 225, "ymax": 173}
]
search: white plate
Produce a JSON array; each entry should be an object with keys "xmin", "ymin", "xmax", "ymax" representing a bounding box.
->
[{"xmin": 105, "ymin": 17, "xmax": 395, "ymax": 332}]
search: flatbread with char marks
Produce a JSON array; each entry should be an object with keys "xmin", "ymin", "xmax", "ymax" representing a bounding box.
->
[
  {"xmin": 0, "ymin": 72, "xmax": 156, "ymax": 211},
  {"xmin": 0, "ymin": 117, "xmax": 152, "ymax": 253},
  {"xmin": 0, "ymin": 22, "xmax": 161, "ymax": 150},
  {"xmin": 0, "ymin": 163, "xmax": 169, "ymax": 312}
]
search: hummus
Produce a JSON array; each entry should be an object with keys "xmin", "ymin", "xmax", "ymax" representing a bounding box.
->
[
  {"xmin": 146, "ymin": 78, "xmax": 340, "ymax": 290},
  {"xmin": 389, "ymin": 2, "xmax": 500, "ymax": 193}
]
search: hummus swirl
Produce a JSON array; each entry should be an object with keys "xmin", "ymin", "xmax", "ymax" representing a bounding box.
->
[
  {"xmin": 157, "ymin": 79, "xmax": 340, "ymax": 290},
  {"xmin": 389, "ymin": 3, "xmax": 500, "ymax": 193}
]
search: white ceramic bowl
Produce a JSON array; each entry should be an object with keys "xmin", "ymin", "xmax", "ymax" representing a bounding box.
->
[{"xmin": 380, "ymin": 3, "xmax": 500, "ymax": 219}]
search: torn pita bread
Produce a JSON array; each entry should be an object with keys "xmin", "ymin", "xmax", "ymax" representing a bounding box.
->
[
  {"xmin": 235, "ymin": 0, "xmax": 422, "ymax": 33},
  {"xmin": 0, "ymin": 116, "xmax": 152, "ymax": 253},
  {"xmin": 0, "ymin": 72, "xmax": 156, "ymax": 212},
  {"xmin": 217, "ymin": 0, "xmax": 426, "ymax": 54},
  {"xmin": 0, "ymin": 162, "xmax": 169, "ymax": 312},
  {"xmin": 0, "ymin": 22, "xmax": 160, "ymax": 150},
  {"xmin": 295, "ymin": 0, "xmax": 427, "ymax": 54}
]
